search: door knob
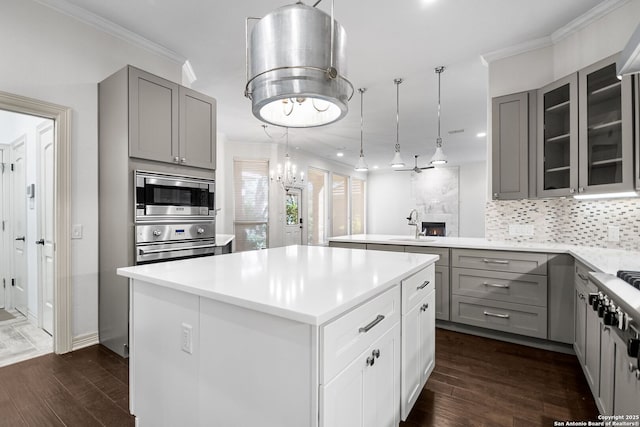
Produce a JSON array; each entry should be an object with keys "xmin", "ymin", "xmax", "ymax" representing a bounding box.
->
[
  {"xmin": 35, "ymin": 239, "xmax": 45, "ymax": 245},
  {"xmin": 15, "ymin": 236, "xmax": 25, "ymax": 241}
]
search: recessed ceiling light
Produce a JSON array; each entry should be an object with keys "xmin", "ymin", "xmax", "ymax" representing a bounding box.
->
[
  {"xmin": 477, "ymin": 132, "xmax": 487, "ymax": 138},
  {"xmin": 372, "ymin": 165, "xmax": 379, "ymax": 169},
  {"xmin": 336, "ymin": 152, "xmax": 344, "ymax": 157}
]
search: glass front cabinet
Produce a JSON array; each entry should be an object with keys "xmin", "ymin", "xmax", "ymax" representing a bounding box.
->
[
  {"xmin": 578, "ymin": 56, "xmax": 634, "ymax": 195},
  {"xmin": 537, "ymin": 55, "xmax": 634, "ymax": 197},
  {"xmin": 537, "ymin": 74, "xmax": 578, "ymax": 197}
]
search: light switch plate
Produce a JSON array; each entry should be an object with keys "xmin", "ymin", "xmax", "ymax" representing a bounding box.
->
[{"xmin": 71, "ymin": 224, "xmax": 83, "ymax": 239}]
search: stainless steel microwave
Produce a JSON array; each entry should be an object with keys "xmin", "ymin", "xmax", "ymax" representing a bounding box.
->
[{"xmin": 135, "ymin": 171, "xmax": 215, "ymax": 221}]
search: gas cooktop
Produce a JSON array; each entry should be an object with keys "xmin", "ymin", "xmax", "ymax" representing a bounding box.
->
[{"xmin": 617, "ymin": 270, "xmax": 640, "ymax": 290}]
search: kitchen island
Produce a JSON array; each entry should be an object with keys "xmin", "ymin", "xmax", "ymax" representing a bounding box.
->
[{"xmin": 117, "ymin": 245, "xmax": 438, "ymax": 427}]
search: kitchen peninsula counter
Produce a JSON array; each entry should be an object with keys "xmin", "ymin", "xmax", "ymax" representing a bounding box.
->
[{"xmin": 117, "ymin": 245, "xmax": 438, "ymax": 426}]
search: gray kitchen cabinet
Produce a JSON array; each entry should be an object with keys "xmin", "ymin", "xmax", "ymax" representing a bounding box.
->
[
  {"xmin": 547, "ymin": 254, "xmax": 575, "ymax": 344},
  {"xmin": 574, "ymin": 276, "xmax": 588, "ymax": 365},
  {"xmin": 537, "ymin": 73, "xmax": 578, "ymax": 197},
  {"xmin": 329, "ymin": 241, "xmax": 367, "ymax": 250},
  {"xmin": 367, "ymin": 243, "xmax": 404, "ymax": 252},
  {"xmin": 450, "ymin": 248, "xmax": 547, "ymax": 275},
  {"xmin": 635, "ymin": 74, "xmax": 640, "ymax": 191},
  {"xmin": 405, "ymin": 246, "xmax": 450, "ymax": 321},
  {"xmin": 491, "ymin": 91, "xmax": 536, "ymax": 200},
  {"xmin": 612, "ymin": 329, "xmax": 640, "ymax": 415},
  {"xmin": 129, "ymin": 67, "xmax": 179, "ymax": 164},
  {"xmin": 578, "ymin": 56, "xmax": 634, "ymax": 195},
  {"xmin": 179, "ymin": 87, "xmax": 216, "ymax": 169},
  {"xmin": 127, "ymin": 66, "xmax": 216, "ymax": 170},
  {"xmin": 598, "ymin": 323, "xmax": 615, "ymax": 415},
  {"xmin": 584, "ymin": 292, "xmax": 601, "ymax": 397}
]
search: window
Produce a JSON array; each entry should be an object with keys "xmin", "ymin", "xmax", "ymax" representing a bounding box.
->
[
  {"xmin": 233, "ymin": 159, "xmax": 269, "ymax": 251},
  {"xmin": 307, "ymin": 167, "xmax": 328, "ymax": 245},
  {"xmin": 351, "ymin": 177, "xmax": 365, "ymax": 234},
  {"xmin": 332, "ymin": 173, "xmax": 348, "ymax": 237}
]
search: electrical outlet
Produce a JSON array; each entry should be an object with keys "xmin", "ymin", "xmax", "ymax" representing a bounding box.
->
[
  {"xmin": 508, "ymin": 224, "xmax": 534, "ymax": 236},
  {"xmin": 181, "ymin": 323, "xmax": 193, "ymax": 354},
  {"xmin": 607, "ymin": 226, "xmax": 620, "ymax": 242}
]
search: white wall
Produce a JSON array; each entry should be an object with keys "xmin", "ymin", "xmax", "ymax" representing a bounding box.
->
[
  {"xmin": 216, "ymin": 136, "xmax": 367, "ymax": 247},
  {"xmin": 367, "ymin": 162, "xmax": 487, "ymax": 237},
  {"xmin": 0, "ymin": 1, "xmax": 182, "ymax": 339}
]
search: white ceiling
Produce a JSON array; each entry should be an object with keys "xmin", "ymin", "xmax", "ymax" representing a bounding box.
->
[{"xmin": 51, "ymin": 0, "xmax": 604, "ymax": 170}]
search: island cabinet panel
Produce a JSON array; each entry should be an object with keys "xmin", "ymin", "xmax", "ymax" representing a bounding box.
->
[
  {"xmin": 401, "ymin": 263, "xmax": 435, "ymax": 314},
  {"xmin": 320, "ymin": 324, "xmax": 400, "ymax": 427}
]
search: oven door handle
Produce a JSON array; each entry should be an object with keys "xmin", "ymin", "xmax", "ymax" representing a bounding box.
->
[
  {"xmin": 145, "ymin": 177, "xmax": 208, "ymax": 189},
  {"xmin": 138, "ymin": 243, "xmax": 217, "ymax": 255}
]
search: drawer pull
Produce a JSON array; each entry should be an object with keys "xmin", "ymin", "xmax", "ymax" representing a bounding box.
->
[
  {"xmin": 417, "ymin": 280, "xmax": 430, "ymax": 290},
  {"xmin": 483, "ymin": 258, "xmax": 510, "ymax": 265},
  {"xmin": 483, "ymin": 310, "xmax": 510, "ymax": 319},
  {"xmin": 483, "ymin": 281, "xmax": 510, "ymax": 289},
  {"xmin": 359, "ymin": 314, "xmax": 385, "ymax": 333},
  {"xmin": 577, "ymin": 272, "xmax": 589, "ymax": 282}
]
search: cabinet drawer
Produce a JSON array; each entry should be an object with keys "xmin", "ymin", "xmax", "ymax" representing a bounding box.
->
[
  {"xmin": 401, "ymin": 264, "xmax": 435, "ymax": 314},
  {"xmin": 404, "ymin": 246, "xmax": 449, "ymax": 266},
  {"xmin": 451, "ymin": 267, "xmax": 547, "ymax": 307},
  {"xmin": 451, "ymin": 249, "xmax": 547, "ymax": 275},
  {"xmin": 321, "ymin": 286, "xmax": 400, "ymax": 383},
  {"xmin": 574, "ymin": 261, "xmax": 594, "ymax": 290},
  {"xmin": 451, "ymin": 295, "xmax": 547, "ymax": 339},
  {"xmin": 366, "ymin": 244, "xmax": 404, "ymax": 252}
]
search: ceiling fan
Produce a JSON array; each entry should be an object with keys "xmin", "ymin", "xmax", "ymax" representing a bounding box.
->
[{"xmin": 394, "ymin": 155, "xmax": 434, "ymax": 173}]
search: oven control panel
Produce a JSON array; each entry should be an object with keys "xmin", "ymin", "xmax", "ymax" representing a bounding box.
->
[{"xmin": 136, "ymin": 223, "xmax": 215, "ymax": 243}]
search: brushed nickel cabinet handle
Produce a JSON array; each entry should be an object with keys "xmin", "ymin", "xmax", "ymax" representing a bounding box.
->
[
  {"xmin": 417, "ymin": 280, "xmax": 430, "ymax": 290},
  {"xmin": 577, "ymin": 273, "xmax": 589, "ymax": 282},
  {"xmin": 483, "ymin": 282, "xmax": 510, "ymax": 289},
  {"xmin": 482, "ymin": 258, "xmax": 510, "ymax": 265},
  {"xmin": 359, "ymin": 314, "xmax": 385, "ymax": 333},
  {"xmin": 483, "ymin": 311, "xmax": 510, "ymax": 319}
]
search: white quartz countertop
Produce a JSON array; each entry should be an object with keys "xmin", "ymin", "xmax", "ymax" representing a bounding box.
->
[
  {"xmin": 118, "ymin": 245, "xmax": 438, "ymax": 326},
  {"xmin": 215, "ymin": 234, "xmax": 234, "ymax": 246},
  {"xmin": 329, "ymin": 234, "xmax": 640, "ymax": 275}
]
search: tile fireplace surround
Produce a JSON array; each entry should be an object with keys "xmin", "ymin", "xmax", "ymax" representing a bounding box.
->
[{"xmin": 485, "ymin": 198, "xmax": 640, "ymax": 251}]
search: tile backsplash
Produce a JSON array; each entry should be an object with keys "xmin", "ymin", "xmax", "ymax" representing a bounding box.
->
[{"xmin": 485, "ymin": 198, "xmax": 640, "ymax": 251}]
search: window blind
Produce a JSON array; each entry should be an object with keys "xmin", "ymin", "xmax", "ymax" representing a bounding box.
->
[
  {"xmin": 233, "ymin": 159, "xmax": 269, "ymax": 251},
  {"xmin": 351, "ymin": 178, "xmax": 365, "ymax": 234}
]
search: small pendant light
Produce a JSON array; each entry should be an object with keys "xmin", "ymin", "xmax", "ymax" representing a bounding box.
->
[
  {"xmin": 390, "ymin": 78, "xmax": 406, "ymax": 168},
  {"xmin": 430, "ymin": 66, "xmax": 448, "ymax": 165},
  {"xmin": 354, "ymin": 88, "xmax": 368, "ymax": 171}
]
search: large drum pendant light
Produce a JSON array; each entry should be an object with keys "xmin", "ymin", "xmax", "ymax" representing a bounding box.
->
[{"xmin": 245, "ymin": 1, "xmax": 354, "ymax": 128}]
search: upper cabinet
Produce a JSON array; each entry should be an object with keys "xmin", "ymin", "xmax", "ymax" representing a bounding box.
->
[
  {"xmin": 127, "ymin": 66, "xmax": 216, "ymax": 170},
  {"xmin": 491, "ymin": 91, "xmax": 536, "ymax": 200},
  {"xmin": 635, "ymin": 70, "xmax": 640, "ymax": 191},
  {"xmin": 537, "ymin": 74, "xmax": 578, "ymax": 197},
  {"xmin": 578, "ymin": 56, "xmax": 634, "ymax": 195}
]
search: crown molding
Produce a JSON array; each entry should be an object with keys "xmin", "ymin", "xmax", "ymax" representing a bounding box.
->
[
  {"xmin": 480, "ymin": 37, "xmax": 552, "ymax": 66},
  {"xmin": 481, "ymin": 0, "xmax": 630, "ymax": 65},
  {"xmin": 34, "ymin": 0, "xmax": 186, "ymax": 64}
]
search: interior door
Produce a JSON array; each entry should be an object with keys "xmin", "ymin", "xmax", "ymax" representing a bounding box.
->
[
  {"xmin": 38, "ymin": 121, "xmax": 55, "ymax": 335},
  {"xmin": 0, "ymin": 146, "xmax": 5, "ymax": 309},
  {"xmin": 10, "ymin": 136, "xmax": 27, "ymax": 316},
  {"xmin": 284, "ymin": 188, "xmax": 302, "ymax": 246}
]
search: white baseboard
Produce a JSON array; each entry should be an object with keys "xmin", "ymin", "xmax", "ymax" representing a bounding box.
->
[
  {"xmin": 72, "ymin": 332, "xmax": 99, "ymax": 351},
  {"xmin": 27, "ymin": 310, "xmax": 38, "ymax": 326}
]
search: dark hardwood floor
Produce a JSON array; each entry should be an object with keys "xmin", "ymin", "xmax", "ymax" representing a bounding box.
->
[{"xmin": 0, "ymin": 329, "xmax": 597, "ymax": 426}]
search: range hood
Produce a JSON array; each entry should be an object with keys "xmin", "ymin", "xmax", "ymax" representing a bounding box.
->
[{"xmin": 617, "ymin": 23, "xmax": 640, "ymax": 77}]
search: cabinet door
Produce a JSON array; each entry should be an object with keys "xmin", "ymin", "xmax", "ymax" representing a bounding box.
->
[
  {"xmin": 574, "ymin": 284, "xmax": 587, "ymax": 365},
  {"xmin": 322, "ymin": 324, "xmax": 400, "ymax": 427},
  {"xmin": 179, "ymin": 87, "xmax": 216, "ymax": 170},
  {"xmin": 537, "ymin": 73, "xmax": 578, "ymax": 197},
  {"xmin": 435, "ymin": 265, "xmax": 450, "ymax": 320},
  {"xmin": 420, "ymin": 290, "xmax": 436, "ymax": 385},
  {"xmin": 401, "ymin": 291, "xmax": 435, "ymax": 421},
  {"xmin": 584, "ymin": 303, "xmax": 601, "ymax": 396},
  {"xmin": 129, "ymin": 67, "xmax": 179, "ymax": 163},
  {"xmin": 491, "ymin": 91, "xmax": 534, "ymax": 200},
  {"xmin": 613, "ymin": 330, "xmax": 640, "ymax": 415},
  {"xmin": 598, "ymin": 324, "xmax": 615, "ymax": 415},
  {"xmin": 578, "ymin": 56, "xmax": 634, "ymax": 194}
]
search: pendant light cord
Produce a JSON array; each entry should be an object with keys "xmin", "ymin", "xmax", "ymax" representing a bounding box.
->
[
  {"xmin": 359, "ymin": 88, "xmax": 366, "ymax": 156},
  {"xmin": 435, "ymin": 66, "xmax": 445, "ymax": 146},
  {"xmin": 394, "ymin": 78, "xmax": 403, "ymax": 152}
]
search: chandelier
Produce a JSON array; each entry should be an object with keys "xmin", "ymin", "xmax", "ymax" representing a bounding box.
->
[{"xmin": 268, "ymin": 127, "xmax": 305, "ymax": 189}]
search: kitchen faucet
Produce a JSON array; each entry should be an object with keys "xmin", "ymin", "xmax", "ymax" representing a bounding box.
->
[{"xmin": 406, "ymin": 209, "xmax": 426, "ymax": 239}]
